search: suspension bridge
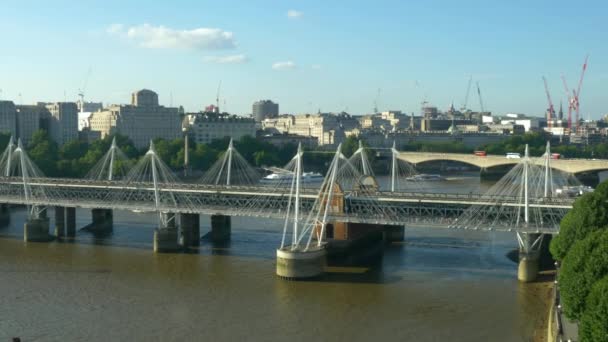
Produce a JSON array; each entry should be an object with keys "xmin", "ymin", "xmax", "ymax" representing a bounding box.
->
[{"xmin": 0, "ymin": 137, "xmax": 603, "ymax": 281}]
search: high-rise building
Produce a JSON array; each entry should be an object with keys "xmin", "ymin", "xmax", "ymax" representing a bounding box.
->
[
  {"xmin": 0, "ymin": 101, "xmax": 17, "ymax": 136},
  {"xmin": 89, "ymin": 89, "xmax": 181, "ymax": 149},
  {"xmin": 252, "ymin": 100, "xmax": 279, "ymax": 122},
  {"xmin": 15, "ymin": 104, "xmax": 45, "ymax": 145},
  {"xmin": 45, "ymin": 102, "xmax": 78, "ymax": 145}
]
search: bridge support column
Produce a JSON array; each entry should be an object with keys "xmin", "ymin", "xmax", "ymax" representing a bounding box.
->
[
  {"xmin": 383, "ymin": 225, "xmax": 405, "ymax": 243},
  {"xmin": 179, "ymin": 213, "xmax": 200, "ymax": 248},
  {"xmin": 89, "ymin": 209, "xmax": 113, "ymax": 233},
  {"xmin": 55, "ymin": 207, "xmax": 65, "ymax": 238},
  {"xmin": 276, "ymin": 246, "xmax": 326, "ymax": 279},
  {"xmin": 65, "ymin": 207, "xmax": 76, "ymax": 238},
  {"xmin": 211, "ymin": 214, "xmax": 231, "ymax": 243},
  {"xmin": 517, "ymin": 233, "xmax": 542, "ymax": 283},
  {"xmin": 24, "ymin": 210, "xmax": 50, "ymax": 242},
  {"xmin": 154, "ymin": 213, "xmax": 179, "ymax": 253},
  {"xmin": 0, "ymin": 204, "xmax": 10, "ymax": 226}
]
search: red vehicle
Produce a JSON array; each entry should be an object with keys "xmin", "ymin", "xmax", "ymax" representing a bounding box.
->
[
  {"xmin": 474, "ymin": 151, "xmax": 487, "ymax": 157},
  {"xmin": 551, "ymin": 153, "xmax": 561, "ymax": 159}
]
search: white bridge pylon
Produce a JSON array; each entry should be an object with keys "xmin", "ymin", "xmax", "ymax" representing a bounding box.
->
[
  {"xmin": 85, "ymin": 137, "xmax": 131, "ymax": 181},
  {"xmin": 347, "ymin": 140, "xmax": 420, "ymax": 192},
  {"xmin": 0, "ymin": 137, "xmax": 49, "ymax": 219},
  {"xmin": 451, "ymin": 142, "xmax": 580, "ymax": 234},
  {"xmin": 114, "ymin": 140, "xmax": 192, "ymax": 227},
  {"xmin": 279, "ymin": 142, "xmax": 396, "ymax": 251},
  {"xmin": 200, "ymin": 138, "xmax": 261, "ymax": 186}
]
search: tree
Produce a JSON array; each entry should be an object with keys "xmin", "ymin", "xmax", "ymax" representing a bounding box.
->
[
  {"xmin": 558, "ymin": 230, "xmax": 608, "ymax": 320},
  {"xmin": 550, "ymin": 181, "xmax": 608, "ymax": 260},
  {"xmin": 579, "ymin": 276, "xmax": 608, "ymax": 342},
  {"xmin": 341, "ymin": 136, "xmax": 360, "ymax": 158},
  {"xmin": 27, "ymin": 130, "xmax": 58, "ymax": 176},
  {"xmin": 253, "ymin": 150, "xmax": 279, "ymax": 167}
]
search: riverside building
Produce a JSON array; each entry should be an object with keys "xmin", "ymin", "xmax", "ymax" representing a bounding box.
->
[{"xmin": 89, "ymin": 89, "xmax": 182, "ymax": 149}]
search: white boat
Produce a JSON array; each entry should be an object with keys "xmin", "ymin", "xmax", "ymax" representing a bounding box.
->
[
  {"xmin": 260, "ymin": 171, "xmax": 324, "ymax": 184},
  {"xmin": 405, "ymin": 174, "xmax": 445, "ymax": 182}
]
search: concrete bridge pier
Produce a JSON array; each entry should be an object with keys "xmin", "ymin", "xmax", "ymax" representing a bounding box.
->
[
  {"xmin": 517, "ymin": 233, "xmax": 542, "ymax": 282},
  {"xmin": 210, "ymin": 214, "xmax": 231, "ymax": 243},
  {"xmin": 24, "ymin": 209, "xmax": 51, "ymax": 242},
  {"xmin": 154, "ymin": 213, "xmax": 179, "ymax": 253},
  {"xmin": 54, "ymin": 207, "xmax": 76, "ymax": 239},
  {"xmin": 179, "ymin": 213, "xmax": 200, "ymax": 248},
  {"xmin": 88, "ymin": 209, "xmax": 113, "ymax": 234},
  {"xmin": 276, "ymin": 246, "xmax": 327, "ymax": 279},
  {"xmin": 383, "ymin": 225, "xmax": 405, "ymax": 243},
  {"xmin": 0, "ymin": 204, "xmax": 9, "ymax": 226}
]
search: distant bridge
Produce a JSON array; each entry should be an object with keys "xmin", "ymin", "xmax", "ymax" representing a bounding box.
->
[{"xmin": 398, "ymin": 152, "xmax": 608, "ymax": 174}]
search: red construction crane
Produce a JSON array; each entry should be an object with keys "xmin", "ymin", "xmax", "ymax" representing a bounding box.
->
[
  {"xmin": 542, "ymin": 76, "xmax": 555, "ymax": 130},
  {"xmin": 561, "ymin": 74, "xmax": 574, "ymax": 133},
  {"xmin": 573, "ymin": 55, "xmax": 589, "ymax": 134}
]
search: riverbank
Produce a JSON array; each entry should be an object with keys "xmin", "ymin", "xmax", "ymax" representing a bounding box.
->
[{"xmin": 530, "ymin": 270, "xmax": 556, "ymax": 342}]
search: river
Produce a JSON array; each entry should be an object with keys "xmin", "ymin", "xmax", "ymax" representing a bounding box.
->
[{"xmin": 0, "ymin": 173, "xmax": 550, "ymax": 341}]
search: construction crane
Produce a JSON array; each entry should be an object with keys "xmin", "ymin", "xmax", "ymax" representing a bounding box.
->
[
  {"xmin": 573, "ymin": 55, "xmax": 589, "ymax": 133},
  {"xmin": 215, "ymin": 81, "xmax": 222, "ymax": 113},
  {"xmin": 78, "ymin": 67, "xmax": 92, "ymax": 114},
  {"xmin": 542, "ymin": 76, "xmax": 555, "ymax": 130},
  {"xmin": 561, "ymin": 74, "xmax": 575, "ymax": 133},
  {"xmin": 476, "ymin": 81, "xmax": 485, "ymax": 113},
  {"xmin": 461, "ymin": 75, "xmax": 472, "ymax": 112}
]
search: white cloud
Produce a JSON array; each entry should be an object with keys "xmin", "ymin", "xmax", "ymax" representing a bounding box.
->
[
  {"xmin": 203, "ymin": 54, "xmax": 248, "ymax": 64},
  {"xmin": 107, "ymin": 23, "xmax": 236, "ymax": 50},
  {"xmin": 287, "ymin": 10, "xmax": 303, "ymax": 19},
  {"xmin": 311, "ymin": 64, "xmax": 322, "ymax": 70},
  {"xmin": 272, "ymin": 61, "xmax": 296, "ymax": 71}
]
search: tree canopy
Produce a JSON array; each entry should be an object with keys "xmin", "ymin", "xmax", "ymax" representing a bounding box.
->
[
  {"xmin": 558, "ymin": 229, "xmax": 608, "ymax": 320},
  {"xmin": 579, "ymin": 276, "xmax": 608, "ymax": 342},
  {"xmin": 550, "ymin": 181, "xmax": 608, "ymax": 261}
]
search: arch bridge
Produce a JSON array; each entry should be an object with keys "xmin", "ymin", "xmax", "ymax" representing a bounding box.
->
[{"xmin": 397, "ymin": 152, "xmax": 608, "ymax": 174}]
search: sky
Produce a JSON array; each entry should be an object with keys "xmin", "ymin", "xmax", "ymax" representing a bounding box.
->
[{"xmin": 0, "ymin": 0, "xmax": 607, "ymax": 118}]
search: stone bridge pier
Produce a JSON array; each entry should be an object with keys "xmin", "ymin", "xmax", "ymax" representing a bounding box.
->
[
  {"xmin": 0, "ymin": 204, "xmax": 9, "ymax": 226},
  {"xmin": 84, "ymin": 209, "xmax": 114, "ymax": 234},
  {"xmin": 153, "ymin": 212, "xmax": 178, "ymax": 253},
  {"xmin": 180, "ymin": 213, "xmax": 200, "ymax": 248},
  {"xmin": 24, "ymin": 209, "xmax": 51, "ymax": 242},
  {"xmin": 54, "ymin": 207, "xmax": 76, "ymax": 239},
  {"xmin": 210, "ymin": 214, "xmax": 231, "ymax": 243},
  {"xmin": 517, "ymin": 233, "xmax": 543, "ymax": 282}
]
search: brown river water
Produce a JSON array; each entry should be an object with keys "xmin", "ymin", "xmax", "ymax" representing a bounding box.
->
[{"xmin": 0, "ymin": 174, "xmax": 549, "ymax": 341}]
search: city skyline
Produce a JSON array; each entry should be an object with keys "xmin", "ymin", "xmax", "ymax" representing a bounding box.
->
[{"xmin": 0, "ymin": 0, "xmax": 607, "ymax": 117}]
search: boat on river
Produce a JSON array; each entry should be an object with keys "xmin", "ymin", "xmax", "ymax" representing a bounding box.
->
[{"xmin": 405, "ymin": 174, "xmax": 445, "ymax": 182}]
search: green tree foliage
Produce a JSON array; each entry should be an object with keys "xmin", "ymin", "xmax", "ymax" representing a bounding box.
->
[
  {"xmin": 27, "ymin": 130, "xmax": 59, "ymax": 176},
  {"xmin": 341, "ymin": 135, "xmax": 360, "ymax": 158},
  {"xmin": 550, "ymin": 181, "xmax": 608, "ymax": 260},
  {"xmin": 579, "ymin": 276, "xmax": 608, "ymax": 342},
  {"xmin": 559, "ymin": 230, "xmax": 608, "ymax": 320}
]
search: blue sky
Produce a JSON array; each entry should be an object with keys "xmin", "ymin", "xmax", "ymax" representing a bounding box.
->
[{"xmin": 0, "ymin": 0, "xmax": 606, "ymax": 118}]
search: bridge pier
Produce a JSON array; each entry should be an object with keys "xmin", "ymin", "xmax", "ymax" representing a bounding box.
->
[
  {"xmin": 179, "ymin": 213, "xmax": 200, "ymax": 248},
  {"xmin": 210, "ymin": 214, "xmax": 231, "ymax": 243},
  {"xmin": 54, "ymin": 207, "xmax": 76, "ymax": 239},
  {"xmin": 24, "ymin": 210, "xmax": 51, "ymax": 242},
  {"xmin": 276, "ymin": 246, "xmax": 327, "ymax": 279},
  {"xmin": 383, "ymin": 225, "xmax": 405, "ymax": 243},
  {"xmin": 153, "ymin": 213, "xmax": 179, "ymax": 253},
  {"xmin": 517, "ymin": 233, "xmax": 542, "ymax": 282},
  {"xmin": 0, "ymin": 204, "xmax": 9, "ymax": 226},
  {"xmin": 87, "ymin": 209, "xmax": 113, "ymax": 234}
]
